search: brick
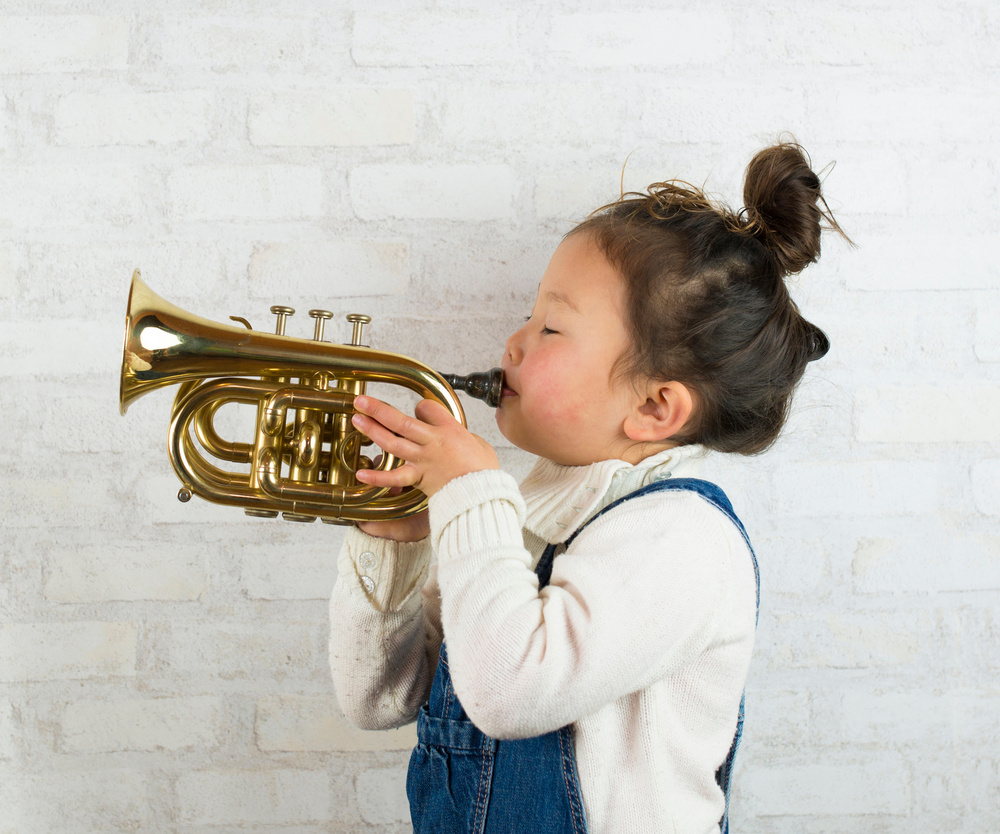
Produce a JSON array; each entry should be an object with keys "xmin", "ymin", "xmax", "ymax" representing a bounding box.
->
[
  {"xmin": 349, "ymin": 164, "xmax": 515, "ymax": 221},
  {"xmin": 851, "ymin": 232, "xmax": 1000, "ymax": 291},
  {"xmin": 0, "ymin": 768, "xmax": 148, "ymax": 832},
  {"xmin": 157, "ymin": 16, "xmax": 311, "ymax": 71},
  {"xmin": 532, "ymin": 154, "xmax": 709, "ymax": 222},
  {"xmin": 59, "ymin": 696, "xmax": 221, "ymax": 752},
  {"xmin": 20, "ymin": 243, "xmax": 227, "ymax": 312},
  {"xmin": 855, "ymin": 384, "xmax": 1000, "ymax": 443},
  {"xmin": 549, "ymin": 11, "xmax": 732, "ymax": 66},
  {"xmin": 176, "ymin": 768, "xmax": 331, "ymax": 825},
  {"xmin": 0, "ymin": 622, "xmax": 136, "ymax": 682},
  {"xmin": 256, "ymin": 694, "xmax": 416, "ymax": 751},
  {"xmin": 639, "ymin": 86, "xmax": 810, "ymax": 146},
  {"xmin": 53, "ymin": 90, "xmax": 214, "ymax": 146},
  {"xmin": 744, "ymin": 689, "xmax": 811, "ymax": 748},
  {"xmin": 352, "ymin": 13, "xmax": 517, "ymax": 66},
  {"xmin": 818, "ymin": 84, "xmax": 1000, "ymax": 145},
  {"xmin": 1, "ymin": 469, "xmax": 118, "ymax": 529},
  {"xmin": 0, "ymin": 16, "xmax": 129, "ymax": 73},
  {"xmin": 135, "ymin": 472, "xmax": 263, "ymax": 525},
  {"xmin": 0, "ymin": 165, "xmax": 154, "ymax": 230},
  {"xmin": 0, "ymin": 320, "xmax": 113, "ymax": 377},
  {"xmin": 165, "ymin": 623, "xmax": 319, "ymax": 680},
  {"xmin": 771, "ymin": 460, "xmax": 947, "ymax": 517},
  {"xmin": 818, "ymin": 147, "xmax": 910, "ymax": 218},
  {"xmin": 766, "ymin": 6, "xmax": 966, "ymax": 68},
  {"xmin": 823, "ymin": 297, "xmax": 974, "ymax": 376},
  {"xmin": 975, "ymin": 302, "xmax": 1000, "ymax": 362},
  {"xmin": 765, "ymin": 609, "xmax": 938, "ymax": 669},
  {"xmin": 44, "ymin": 543, "xmax": 208, "ymax": 602},
  {"xmin": 241, "ymin": 539, "xmax": 340, "ymax": 601},
  {"xmin": 357, "ymin": 765, "xmax": 410, "ymax": 824},
  {"xmin": 854, "ymin": 534, "xmax": 1000, "ymax": 593},
  {"xmin": 972, "ymin": 460, "xmax": 1000, "ymax": 515},
  {"xmin": 167, "ymin": 165, "xmax": 326, "ymax": 221},
  {"xmin": 955, "ymin": 606, "xmax": 1000, "ymax": 678},
  {"xmin": 839, "ymin": 689, "xmax": 1000, "ymax": 750},
  {"xmin": 0, "ymin": 242, "xmax": 19, "ymax": 299},
  {"xmin": 435, "ymin": 83, "xmax": 636, "ymax": 153},
  {"xmin": 912, "ymin": 154, "xmax": 998, "ymax": 233},
  {"xmin": 755, "ymin": 536, "xmax": 828, "ymax": 596},
  {"xmin": 249, "ymin": 89, "xmax": 415, "ymax": 147},
  {"xmin": 0, "ymin": 700, "xmax": 16, "ymax": 760},
  {"xmin": 741, "ymin": 757, "xmax": 910, "ymax": 815},
  {"xmin": 248, "ymin": 240, "xmax": 411, "ymax": 301},
  {"xmin": 966, "ymin": 757, "xmax": 1000, "ymax": 816}
]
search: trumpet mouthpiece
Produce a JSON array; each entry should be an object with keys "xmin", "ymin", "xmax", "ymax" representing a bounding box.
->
[{"xmin": 442, "ymin": 368, "xmax": 503, "ymax": 409}]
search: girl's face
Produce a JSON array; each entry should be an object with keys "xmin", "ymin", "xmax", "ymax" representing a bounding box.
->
[{"xmin": 496, "ymin": 233, "xmax": 643, "ymax": 466}]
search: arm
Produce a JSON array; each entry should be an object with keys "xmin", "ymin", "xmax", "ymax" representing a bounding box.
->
[
  {"xmin": 328, "ymin": 525, "xmax": 441, "ymax": 730},
  {"xmin": 430, "ymin": 472, "xmax": 751, "ymax": 739}
]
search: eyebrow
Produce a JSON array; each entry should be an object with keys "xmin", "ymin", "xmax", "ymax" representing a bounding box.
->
[{"xmin": 544, "ymin": 291, "xmax": 579, "ymax": 313}]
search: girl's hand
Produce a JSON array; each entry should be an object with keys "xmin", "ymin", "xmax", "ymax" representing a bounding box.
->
[
  {"xmin": 356, "ymin": 508, "xmax": 430, "ymax": 543},
  {"xmin": 351, "ymin": 394, "xmax": 500, "ymax": 498}
]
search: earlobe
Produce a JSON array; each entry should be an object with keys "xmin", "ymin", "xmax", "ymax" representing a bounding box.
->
[{"xmin": 624, "ymin": 381, "xmax": 695, "ymax": 443}]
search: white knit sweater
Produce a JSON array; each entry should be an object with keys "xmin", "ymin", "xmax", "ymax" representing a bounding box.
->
[{"xmin": 329, "ymin": 446, "xmax": 758, "ymax": 834}]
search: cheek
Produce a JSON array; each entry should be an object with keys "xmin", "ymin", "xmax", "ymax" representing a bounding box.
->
[{"xmin": 521, "ymin": 354, "xmax": 591, "ymax": 424}]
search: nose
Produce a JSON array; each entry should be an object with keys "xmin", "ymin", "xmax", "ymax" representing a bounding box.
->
[{"xmin": 503, "ymin": 322, "xmax": 526, "ymax": 365}]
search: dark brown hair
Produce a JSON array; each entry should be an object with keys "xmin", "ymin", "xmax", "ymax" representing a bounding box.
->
[{"xmin": 572, "ymin": 141, "xmax": 850, "ymax": 455}]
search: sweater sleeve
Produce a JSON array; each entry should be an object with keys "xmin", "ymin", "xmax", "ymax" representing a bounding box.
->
[
  {"xmin": 328, "ymin": 525, "xmax": 441, "ymax": 730},
  {"xmin": 429, "ymin": 469, "xmax": 752, "ymax": 740}
]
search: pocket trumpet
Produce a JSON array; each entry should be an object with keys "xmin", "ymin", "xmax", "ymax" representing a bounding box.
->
[{"xmin": 119, "ymin": 270, "xmax": 502, "ymax": 524}]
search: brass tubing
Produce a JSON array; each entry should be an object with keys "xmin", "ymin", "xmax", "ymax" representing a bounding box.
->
[
  {"xmin": 121, "ymin": 272, "xmax": 465, "ymax": 426},
  {"xmin": 194, "ymin": 396, "xmax": 254, "ymax": 464},
  {"xmin": 167, "ymin": 377, "xmax": 427, "ymax": 520}
]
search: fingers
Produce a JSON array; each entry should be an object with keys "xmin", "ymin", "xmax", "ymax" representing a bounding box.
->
[
  {"xmin": 351, "ymin": 412, "xmax": 422, "ymax": 461},
  {"xmin": 414, "ymin": 398, "xmax": 461, "ymax": 427},
  {"xmin": 355, "ymin": 464, "xmax": 420, "ymax": 489},
  {"xmin": 354, "ymin": 395, "xmax": 432, "ymax": 443}
]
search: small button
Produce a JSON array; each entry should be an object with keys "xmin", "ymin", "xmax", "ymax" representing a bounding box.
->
[
  {"xmin": 360, "ymin": 575, "xmax": 376, "ymax": 594},
  {"xmin": 359, "ymin": 551, "xmax": 377, "ymax": 571}
]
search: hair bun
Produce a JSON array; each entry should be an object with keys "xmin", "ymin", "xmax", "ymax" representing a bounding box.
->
[{"xmin": 742, "ymin": 141, "xmax": 833, "ymax": 276}]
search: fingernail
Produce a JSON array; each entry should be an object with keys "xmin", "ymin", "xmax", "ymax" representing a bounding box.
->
[
  {"xmin": 352, "ymin": 414, "xmax": 365, "ymax": 427},
  {"xmin": 354, "ymin": 395, "xmax": 368, "ymax": 408}
]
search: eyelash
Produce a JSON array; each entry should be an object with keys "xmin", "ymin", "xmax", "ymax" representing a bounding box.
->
[{"xmin": 524, "ymin": 316, "xmax": 557, "ymax": 335}]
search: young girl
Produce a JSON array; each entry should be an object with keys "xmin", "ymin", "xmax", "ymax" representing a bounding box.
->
[{"xmin": 329, "ymin": 142, "xmax": 847, "ymax": 834}]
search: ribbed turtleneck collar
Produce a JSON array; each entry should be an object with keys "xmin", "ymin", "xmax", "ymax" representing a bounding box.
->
[{"xmin": 519, "ymin": 445, "xmax": 707, "ymax": 544}]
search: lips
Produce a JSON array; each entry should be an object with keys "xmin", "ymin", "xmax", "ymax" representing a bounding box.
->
[{"xmin": 500, "ymin": 369, "xmax": 518, "ymax": 399}]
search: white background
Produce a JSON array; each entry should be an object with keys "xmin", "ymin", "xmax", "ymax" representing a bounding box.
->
[{"xmin": 1, "ymin": 1, "xmax": 998, "ymax": 831}]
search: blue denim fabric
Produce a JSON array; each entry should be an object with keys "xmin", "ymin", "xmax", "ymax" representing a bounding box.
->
[{"xmin": 406, "ymin": 477, "xmax": 759, "ymax": 834}]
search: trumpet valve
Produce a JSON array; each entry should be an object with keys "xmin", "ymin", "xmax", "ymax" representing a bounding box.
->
[
  {"xmin": 270, "ymin": 305, "xmax": 295, "ymax": 335},
  {"xmin": 309, "ymin": 309, "xmax": 333, "ymax": 341},
  {"xmin": 346, "ymin": 313, "xmax": 371, "ymax": 346}
]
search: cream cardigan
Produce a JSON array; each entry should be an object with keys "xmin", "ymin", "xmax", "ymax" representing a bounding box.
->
[{"xmin": 329, "ymin": 446, "xmax": 758, "ymax": 834}]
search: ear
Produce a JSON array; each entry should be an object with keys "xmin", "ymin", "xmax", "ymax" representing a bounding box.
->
[{"xmin": 623, "ymin": 381, "xmax": 695, "ymax": 444}]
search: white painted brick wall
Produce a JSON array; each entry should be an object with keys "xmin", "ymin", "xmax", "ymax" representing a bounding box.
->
[{"xmin": 1, "ymin": 1, "xmax": 997, "ymax": 832}]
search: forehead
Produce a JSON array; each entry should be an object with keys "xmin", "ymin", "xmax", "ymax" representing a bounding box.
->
[{"xmin": 538, "ymin": 234, "xmax": 623, "ymax": 310}]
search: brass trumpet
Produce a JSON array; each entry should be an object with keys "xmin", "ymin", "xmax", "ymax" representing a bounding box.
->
[{"xmin": 120, "ymin": 270, "xmax": 502, "ymax": 524}]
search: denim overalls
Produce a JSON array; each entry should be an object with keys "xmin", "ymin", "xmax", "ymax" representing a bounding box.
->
[{"xmin": 406, "ymin": 478, "xmax": 760, "ymax": 834}]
